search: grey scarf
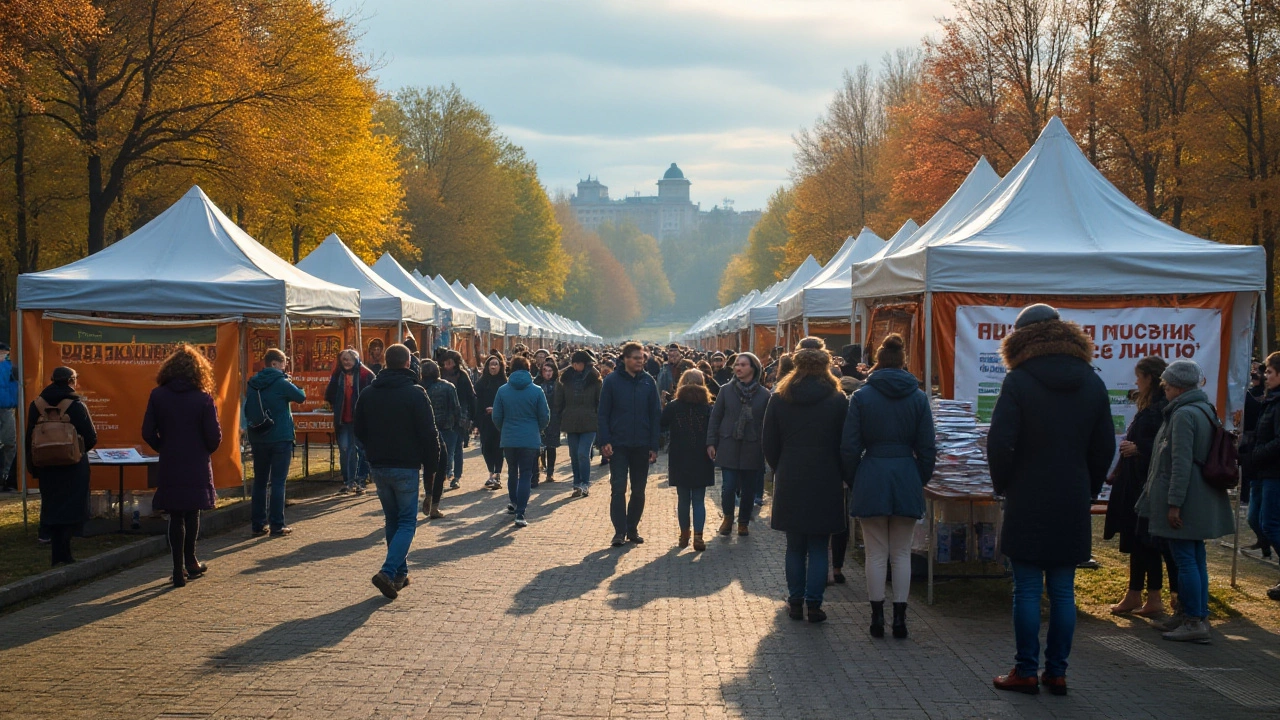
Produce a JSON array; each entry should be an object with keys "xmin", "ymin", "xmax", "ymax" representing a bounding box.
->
[{"xmin": 733, "ymin": 380, "xmax": 761, "ymax": 441}]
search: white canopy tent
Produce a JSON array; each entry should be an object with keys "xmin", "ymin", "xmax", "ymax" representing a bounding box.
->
[
  {"xmin": 777, "ymin": 227, "xmax": 886, "ymax": 332},
  {"xmin": 297, "ymin": 234, "xmax": 435, "ymax": 330}
]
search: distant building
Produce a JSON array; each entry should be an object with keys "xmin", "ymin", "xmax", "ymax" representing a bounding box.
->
[{"xmin": 572, "ymin": 163, "xmax": 752, "ymax": 244}]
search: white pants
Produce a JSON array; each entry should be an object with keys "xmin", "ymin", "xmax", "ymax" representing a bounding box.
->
[{"xmin": 860, "ymin": 516, "xmax": 916, "ymax": 603}]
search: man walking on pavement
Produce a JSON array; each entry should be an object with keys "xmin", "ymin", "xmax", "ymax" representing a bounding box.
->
[
  {"xmin": 0, "ymin": 343, "xmax": 17, "ymax": 492},
  {"xmin": 354, "ymin": 343, "xmax": 440, "ymax": 600},
  {"xmin": 657, "ymin": 343, "xmax": 682, "ymax": 404},
  {"xmin": 598, "ymin": 341, "xmax": 661, "ymax": 547}
]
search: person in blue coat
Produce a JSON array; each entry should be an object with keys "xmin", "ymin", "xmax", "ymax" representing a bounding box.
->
[
  {"xmin": 493, "ymin": 356, "xmax": 549, "ymax": 528},
  {"xmin": 841, "ymin": 334, "xmax": 935, "ymax": 640},
  {"xmin": 244, "ymin": 348, "xmax": 306, "ymax": 537},
  {"xmin": 598, "ymin": 341, "xmax": 662, "ymax": 547}
]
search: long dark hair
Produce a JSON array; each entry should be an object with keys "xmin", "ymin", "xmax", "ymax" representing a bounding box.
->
[{"xmin": 1134, "ymin": 355, "xmax": 1167, "ymax": 412}]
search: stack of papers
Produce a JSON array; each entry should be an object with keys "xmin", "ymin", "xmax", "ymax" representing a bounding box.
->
[{"xmin": 931, "ymin": 400, "xmax": 993, "ymax": 494}]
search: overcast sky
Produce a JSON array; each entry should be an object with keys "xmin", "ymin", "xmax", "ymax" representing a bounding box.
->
[{"xmin": 336, "ymin": 0, "xmax": 951, "ymax": 210}]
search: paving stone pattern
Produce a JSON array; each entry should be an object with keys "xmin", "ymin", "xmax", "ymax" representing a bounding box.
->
[{"xmin": 1, "ymin": 448, "xmax": 1278, "ymax": 719}]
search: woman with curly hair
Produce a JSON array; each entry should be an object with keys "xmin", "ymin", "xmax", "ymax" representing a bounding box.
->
[{"xmin": 142, "ymin": 344, "xmax": 223, "ymax": 587}]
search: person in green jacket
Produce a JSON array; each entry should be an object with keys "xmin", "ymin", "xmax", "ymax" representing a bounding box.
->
[
  {"xmin": 244, "ymin": 348, "xmax": 306, "ymax": 537},
  {"xmin": 1137, "ymin": 359, "xmax": 1234, "ymax": 644}
]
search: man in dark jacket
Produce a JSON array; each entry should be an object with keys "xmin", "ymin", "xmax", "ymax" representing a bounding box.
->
[
  {"xmin": 419, "ymin": 359, "xmax": 460, "ymax": 519},
  {"xmin": 325, "ymin": 349, "xmax": 375, "ymax": 495},
  {"xmin": 245, "ymin": 349, "xmax": 306, "ymax": 537},
  {"xmin": 354, "ymin": 344, "xmax": 440, "ymax": 600},
  {"xmin": 598, "ymin": 341, "xmax": 662, "ymax": 547},
  {"xmin": 987, "ymin": 304, "xmax": 1115, "ymax": 696}
]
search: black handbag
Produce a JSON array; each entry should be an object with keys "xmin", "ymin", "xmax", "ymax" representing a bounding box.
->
[{"xmin": 247, "ymin": 388, "xmax": 275, "ymax": 433}]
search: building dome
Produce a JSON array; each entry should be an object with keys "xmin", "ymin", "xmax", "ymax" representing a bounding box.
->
[{"xmin": 662, "ymin": 163, "xmax": 684, "ymax": 180}]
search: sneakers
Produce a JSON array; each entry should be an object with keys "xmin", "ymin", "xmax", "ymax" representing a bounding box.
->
[
  {"xmin": 1040, "ymin": 673, "xmax": 1068, "ymax": 696},
  {"xmin": 372, "ymin": 571, "xmax": 398, "ymax": 599},
  {"xmin": 581, "ymin": 488, "xmax": 590, "ymax": 497},
  {"xmin": 429, "ymin": 507, "xmax": 445, "ymax": 520},
  {"xmin": 269, "ymin": 526, "xmax": 292, "ymax": 537},
  {"xmin": 1267, "ymin": 583, "xmax": 1280, "ymax": 601},
  {"xmin": 1153, "ymin": 612, "xmax": 1187, "ymax": 633},
  {"xmin": 627, "ymin": 533, "xmax": 645, "ymax": 544},
  {"xmin": 336, "ymin": 485, "xmax": 353, "ymax": 496},
  {"xmin": 993, "ymin": 668, "xmax": 1040, "ymax": 694},
  {"xmin": 448, "ymin": 477, "xmax": 460, "ymax": 490},
  {"xmin": 611, "ymin": 533, "xmax": 626, "ymax": 547},
  {"xmin": 483, "ymin": 475, "xmax": 498, "ymax": 490},
  {"xmin": 506, "ymin": 504, "xmax": 517, "ymax": 515},
  {"xmin": 251, "ymin": 528, "xmax": 269, "ymax": 538},
  {"xmin": 1162, "ymin": 618, "xmax": 1212, "ymax": 644},
  {"xmin": 571, "ymin": 488, "xmax": 583, "ymax": 498},
  {"xmin": 514, "ymin": 515, "xmax": 528, "ymax": 528}
]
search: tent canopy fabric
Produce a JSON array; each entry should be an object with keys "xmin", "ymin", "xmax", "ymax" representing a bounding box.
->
[
  {"xmin": 778, "ymin": 227, "xmax": 886, "ymax": 322},
  {"xmin": 462, "ymin": 284, "xmax": 526, "ymax": 337},
  {"xmin": 18, "ymin": 186, "xmax": 360, "ymax": 317},
  {"xmin": 740, "ymin": 255, "xmax": 824, "ymax": 329},
  {"xmin": 852, "ymin": 119, "xmax": 1265, "ymax": 298},
  {"xmin": 372, "ymin": 255, "xmax": 478, "ymax": 330},
  {"xmin": 297, "ymin": 234, "xmax": 435, "ymax": 325}
]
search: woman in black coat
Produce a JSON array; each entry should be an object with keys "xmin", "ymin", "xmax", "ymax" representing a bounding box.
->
[
  {"xmin": 1103, "ymin": 356, "xmax": 1175, "ymax": 617},
  {"xmin": 27, "ymin": 367, "xmax": 97, "ymax": 567},
  {"xmin": 142, "ymin": 345, "xmax": 223, "ymax": 587},
  {"xmin": 475, "ymin": 354, "xmax": 507, "ymax": 489},
  {"xmin": 536, "ymin": 361, "xmax": 562, "ymax": 486},
  {"xmin": 661, "ymin": 370, "xmax": 715, "ymax": 551},
  {"xmin": 763, "ymin": 344, "xmax": 849, "ymax": 623}
]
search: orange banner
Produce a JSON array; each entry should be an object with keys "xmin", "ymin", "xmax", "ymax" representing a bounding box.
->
[
  {"xmin": 21, "ymin": 312, "xmax": 243, "ymax": 491},
  {"xmin": 248, "ymin": 324, "xmax": 356, "ymax": 414}
]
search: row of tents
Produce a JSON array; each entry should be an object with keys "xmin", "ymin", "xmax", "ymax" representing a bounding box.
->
[{"xmin": 682, "ymin": 117, "xmax": 1266, "ymax": 425}]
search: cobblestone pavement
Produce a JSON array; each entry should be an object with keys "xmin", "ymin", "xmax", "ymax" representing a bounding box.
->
[{"xmin": 2, "ymin": 447, "xmax": 1279, "ymax": 719}]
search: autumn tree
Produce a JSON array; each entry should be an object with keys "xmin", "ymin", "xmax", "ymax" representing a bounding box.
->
[
  {"xmin": 596, "ymin": 220, "xmax": 675, "ymax": 317},
  {"xmin": 718, "ymin": 186, "xmax": 794, "ymax": 302},
  {"xmin": 549, "ymin": 199, "xmax": 642, "ymax": 336}
]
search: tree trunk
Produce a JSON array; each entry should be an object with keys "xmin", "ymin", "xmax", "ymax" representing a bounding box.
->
[
  {"xmin": 87, "ymin": 151, "xmax": 108, "ymax": 255},
  {"xmin": 12, "ymin": 105, "xmax": 31, "ymax": 273}
]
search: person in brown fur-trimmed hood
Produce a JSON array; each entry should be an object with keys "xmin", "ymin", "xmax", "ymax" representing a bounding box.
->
[{"xmin": 988, "ymin": 304, "xmax": 1116, "ymax": 696}]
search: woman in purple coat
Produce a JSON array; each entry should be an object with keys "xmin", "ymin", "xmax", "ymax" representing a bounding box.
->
[{"xmin": 142, "ymin": 345, "xmax": 222, "ymax": 587}]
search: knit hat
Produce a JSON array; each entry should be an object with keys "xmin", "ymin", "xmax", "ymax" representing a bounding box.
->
[
  {"xmin": 736, "ymin": 351, "xmax": 763, "ymax": 383},
  {"xmin": 52, "ymin": 366, "xmax": 76, "ymax": 384},
  {"xmin": 711, "ymin": 351, "xmax": 725, "ymax": 360},
  {"xmin": 1014, "ymin": 303, "xmax": 1061, "ymax": 329},
  {"xmin": 571, "ymin": 350, "xmax": 592, "ymax": 365},
  {"xmin": 1161, "ymin": 360, "xmax": 1202, "ymax": 390}
]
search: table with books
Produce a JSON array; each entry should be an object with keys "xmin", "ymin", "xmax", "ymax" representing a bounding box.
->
[{"xmin": 919, "ymin": 400, "xmax": 1007, "ymax": 604}]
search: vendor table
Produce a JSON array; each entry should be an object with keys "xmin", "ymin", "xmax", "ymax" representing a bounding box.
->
[
  {"xmin": 88, "ymin": 450, "xmax": 160, "ymax": 533},
  {"xmin": 293, "ymin": 412, "xmax": 336, "ymax": 479},
  {"xmin": 923, "ymin": 485, "xmax": 1005, "ymax": 605}
]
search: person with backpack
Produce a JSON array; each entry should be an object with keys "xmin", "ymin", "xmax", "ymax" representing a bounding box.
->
[
  {"xmin": 244, "ymin": 348, "xmax": 305, "ymax": 538},
  {"xmin": 142, "ymin": 345, "xmax": 222, "ymax": 587},
  {"xmin": 325, "ymin": 349, "xmax": 375, "ymax": 495},
  {"xmin": 419, "ymin": 359, "xmax": 461, "ymax": 519},
  {"xmin": 26, "ymin": 366, "xmax": 97, "ymax": 566},
  {"xmin": 1138, "ymin": 359, "xmax": 1236, "ymax": 643}
]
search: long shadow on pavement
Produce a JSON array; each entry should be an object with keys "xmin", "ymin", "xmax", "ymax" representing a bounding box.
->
[
  {"xmin": 507, "ymin": 546, "xmax": 637, "ymax": 616},
  {"xmin": 0, "ymin": 581, "xmax": 175, "ymax": 652},
  {"xmin": 205, "ymin": 596, "xmax": 384, "ymax": 670},
  {"xmin": 606, "ymin": 543, "xmax": 777, "ymax": 610},
  {"xmin": 238, "ymin": 528, "xmax": 385, "ymax": 576}
]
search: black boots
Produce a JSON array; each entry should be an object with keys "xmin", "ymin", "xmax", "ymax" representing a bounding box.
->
[
  {"xmin": 892, "ymin": 602, "xmax": 908, "ymax": 639},
  {"xmin": 870, "ymin": 601, "xmax": 885, "ymax": 638},
  {"xmin": 806, "ymin": 602, "xmax": 827, "ymax": 623},
  {"xmin": 787, "ymin": 599, "xmax": 804, "ymax": 620}
]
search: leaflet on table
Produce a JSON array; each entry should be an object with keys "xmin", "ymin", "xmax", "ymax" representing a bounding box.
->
[{"xmin": 89, "ymin": 448, "xmax": 151, "ymax": 463}]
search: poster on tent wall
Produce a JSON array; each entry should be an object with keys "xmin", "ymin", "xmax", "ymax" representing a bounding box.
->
[
  {"xmin": 953, "ymin": 305, "xmax": 1222, "ymax": 425},
  {"xmin": 22, "ymin": 313, "xmax": 243, "ymax": 491},
  {"xmin": 248, "ymin": 323, "xmax": 354, "ymax": 415}
]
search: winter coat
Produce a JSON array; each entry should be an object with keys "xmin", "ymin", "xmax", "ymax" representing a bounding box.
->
[
  {"xmin": 661, "ymin": 385, "xmax": 716, "ymax": 488},
  {"xmin": 353, "ymin": 368, "xmax": 440, "ymax": 470},
  {"xmin": 493, "ymin": 370, "xmax": 550, "ymax": 449},
  {"xmin": 657, "ymin": 363, "xmax": 679, "ymax": 401},
  {"xmin": 842, "ymin": 368, "xmax": 935, "ymax": 519},
  {"xmin": 555, "ymin": 366, "xmax": 602, "ymax": 434},
  {"xmin": 441, "ymin": 366, "xmax": 477, "ymax": 421},
  {"xmin": 707, "ymin": 378, "xmax": 770, "ymax": 470},
  {"xmin": 1103, "ymin": 396, "xmax": 1166, "ymax": 551},
  {"xmin": 475, "ymin": 373, "xmax": 505, "ymax": 438},
  {"xmin": 0, "ymin": 358, "xmax": 17, "ymax": 409},
  {"xmin": 597, "ymin": 369, "xmax": 662, "ymax": 450},
  {"xmin": 537, "ymin": 379, "xmax": 562, "ymax": 447},
  {"xmin": 988, "ymin": 319, "xmax": 1116, "ymax": 569},
  {"xmin": 26, "ymin": 383, "xmax": 97, "ymax": 526},
  {"xmin": 324, "ymin": 362, "xmax": 374, "ymax": 428},
  {"xmin": 1250, "ymin": 390, "xmax": 1280, "ymax": 481},
  {"xmin": 763, "ymin": 375, "xmax": 850, "ymax": 535},
  {"xmin": 713, "ymin": 367, "xmax": 734, "ymax": 388},
  {"xmin": 244, "ymin": 367, "xmax": 305, "ymax": 446},
  {"xmin": 423, "ymin": 378, "xmax": 462, "ymax": 433},
  {"xmin": 142, "ymin": 378, "xmax": 222, "ymax": 512},
  {"xmin": 1136, "ymin": 388, "xmax": 1235, "ymax": 541}
]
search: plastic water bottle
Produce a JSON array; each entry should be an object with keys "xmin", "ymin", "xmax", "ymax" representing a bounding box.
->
[{"xmin": 131, "ymin": 496, "xmax": 141, "ymax": 530}]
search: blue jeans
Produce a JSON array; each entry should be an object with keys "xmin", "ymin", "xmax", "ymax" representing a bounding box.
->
[
  {"xmin": 371, "ymin": 467, "xmax": 420, "ymax": 579},
  {"xmin": 504, "ymin": 447, "xmax": 538, "ymax": 516},
  {"xmin": 1011, "ymin": 561, "xmax": 1076, "ymax": 678},
  {"xmin": 1167, "ymin": 539, "xmax": 1210, "ymax": 620},
  {"xmin": 677, "ymin": 486, "xmax": 706, "ymax": 532},
  {"xmin": 1258, "ymin": 478, "xmax": 1280, "ymax": 555},
  {"xmin": 251, "ymin": 441, "xmax": 292, "ymax": 532},
  {"xmin": 721, "ymin": 467, "xmax": 763, "ymax": 525},
  {"xmin": 1247, "ymin": 492, "xmax": 1269, "ymax": 551},
  {"xmin": 565, "ymin": 432, "xmax": 596, "ymax": 489},
  {"xmin": 438, "ymin": 429, "xmax": 458, "ymax": 483},
  {"xmin": 335, "ymin": 423, "xmax": 368, "ymax": 488},
  {"xmin": 785, "ymin": 532, "xmax": 829, "ymax": 604},
  {"xmin": 448, "ymin": 428, "xmax": 465, "ymax": 478}
]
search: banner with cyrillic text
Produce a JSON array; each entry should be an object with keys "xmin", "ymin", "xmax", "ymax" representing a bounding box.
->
[{"xmin": 953, "ymin": 305, "xmax": 1221, "ymax": 425}]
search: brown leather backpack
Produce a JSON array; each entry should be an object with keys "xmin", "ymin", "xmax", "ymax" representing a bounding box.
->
[{"xmin": 31, "ymin": 397, "xmax": 85, "ymax": 467}]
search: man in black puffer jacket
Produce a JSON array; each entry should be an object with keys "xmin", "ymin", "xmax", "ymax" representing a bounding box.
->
[
  {"xmin": 988, "ymin": 304, "xmax": 1115, "ymax": 696},
  {"xmin": 354, "ymin": 344, "xmax": 439, "ymax": 600}
]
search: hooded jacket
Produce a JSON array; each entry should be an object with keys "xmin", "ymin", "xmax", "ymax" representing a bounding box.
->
[
  {"xmin": 1136, "ymin": 388, "xmax": 1235, "ymax": 540},
  {"xmin": 988, "ymin": 319, "xmax": 1116, "ymax": 568},
  {"xmin": 244, "ymin": 367, "xmax": 305, "ymax": 445},
  {"xmin": 597, "ymin": 367, "xmax": 662, "ymax": 450},
  {"xmin": 353, "ymin": 367, "xmax": 440, "ymax": 470},
  {"xmin": 842, "ymin": 367, "xmax": 935, "ymax": 519},
  {"xmin": 493, "ymin": 370, "xmax": 550, "ymax": 449},
  {"xmin": 763, "ymin": 366, "xmax": 851, "ymax": 536},
  {"xmin": 555, "ymin": 366, "xmax": 602, "ymax": 434}
]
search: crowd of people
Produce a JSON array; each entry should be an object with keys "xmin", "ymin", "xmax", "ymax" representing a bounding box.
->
[{"xmin": 11, "ymin": 301, "xmax": 1272, "ymax": 698}]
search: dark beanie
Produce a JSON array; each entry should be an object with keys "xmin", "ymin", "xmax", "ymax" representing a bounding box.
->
[
  {"xmin": 1014, "ymin": 303, "xmax": 1060, "ymax": 329},
  {"xmin": 571, "ymin": 350, "xmax": 592, "ymax": 365},
  {"xmin": 52, "ymin": 366, "xmax": 76, "ymax": 384}
]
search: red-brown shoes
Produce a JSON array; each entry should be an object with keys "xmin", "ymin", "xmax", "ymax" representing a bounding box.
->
[
  {"xmin": 1039, "ymin": 673, "xmax": 1068, "ymax": 696},
  {"xmin": 993, "ymin": 668, "xmax": 1040, "ymax": 694}
]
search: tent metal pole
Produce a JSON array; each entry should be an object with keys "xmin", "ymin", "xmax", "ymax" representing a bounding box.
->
[
  {"xmin": 924, "ymin": 292, "xmax": 934, "ymax": 396},
  {"xmin": 803, "ymin": 317, "xmax": 809, "ymax": 338},
  {"xmin": 278, "ymin": 313, "xmax": 287, "ymax": 351},
  {"xmin": 16, "ymin": 308, "xmax": 26, "ymax": 531}
]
